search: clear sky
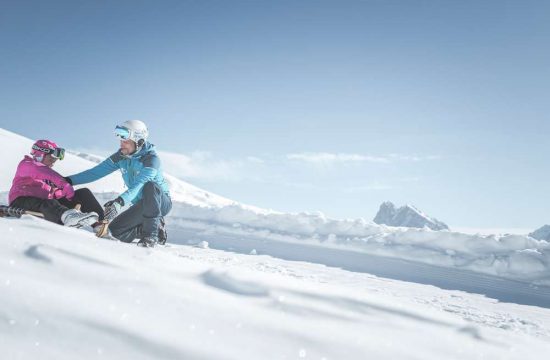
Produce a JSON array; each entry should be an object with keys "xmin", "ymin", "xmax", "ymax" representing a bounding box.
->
[{"xmin": 1, "ymin": 0, "xmax": 550, "ymax": 229}]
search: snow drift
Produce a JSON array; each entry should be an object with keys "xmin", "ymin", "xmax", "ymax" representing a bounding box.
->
[{"xmin": 3, "ymin": 215, "xmax": 550, "ymax": 359}]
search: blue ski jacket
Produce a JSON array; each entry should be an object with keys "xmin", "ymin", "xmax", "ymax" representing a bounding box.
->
[{"xmin": 69, "ymin": 142, "xmax": 170, "ymax": 205}]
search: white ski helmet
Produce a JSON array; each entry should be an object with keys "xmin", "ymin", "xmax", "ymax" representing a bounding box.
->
[{"xmin": 114, "ymin": 120, "xmax": 149, "ymax": 147}]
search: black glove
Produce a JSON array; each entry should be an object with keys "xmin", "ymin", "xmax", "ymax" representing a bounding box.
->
[
  {"xmin": 104, "ymin": 197, "xmax": 124, "ymax": 208},
  {"xmin": 104, "ymin": 197, "xmax": 124, "ymax": 221},
  {"xmin": 64, "ymin": 176, "xmax": 73, "ymax": 185}
]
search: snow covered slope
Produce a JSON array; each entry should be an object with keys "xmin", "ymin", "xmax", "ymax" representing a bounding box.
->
[
  {"xmin": 2, "ymin": 216, "xmax": 550, "ymax": 360},
  {"xmin": 2, "ymin": 127, "xmax": 550, "ymax": 285},
  {"xmin": 374, "ymin": 201, "xmax": 449, "ymax": 230}
]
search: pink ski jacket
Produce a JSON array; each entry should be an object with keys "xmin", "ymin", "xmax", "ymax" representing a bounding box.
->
[{"xmin": 8, "ymin": 156, "xmax": 75, "ymax": 205}]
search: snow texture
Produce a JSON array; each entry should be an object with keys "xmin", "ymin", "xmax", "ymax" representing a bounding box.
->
[{"xmin": 2, "ymin": 216, "xmax": 550, "ymax": 359}]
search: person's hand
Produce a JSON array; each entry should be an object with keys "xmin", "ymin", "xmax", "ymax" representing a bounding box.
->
[
  {"xmin": 52, "ymin": 185, "xmax": 74, "ymax": 200},
  {"xmin": 53, "ymin": 189, "xmax": 64, "ymax": 199},
  {"xmin": 62, "ymin": 185, "xmax": 75, "ymax": 200},
  {"xmin": 104, "ymin": 197, "xmax": 124, "ymax": 221}
]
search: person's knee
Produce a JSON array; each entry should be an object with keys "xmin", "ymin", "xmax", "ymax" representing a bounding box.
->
[
  {"xmin": 109, "ymin": 226, "xmax": 120, "ymax": 237},
  {"xmin": 43, "ymin": 199, "xmax": 64, "ymax": 211},
  {"xmin": 108, "ymin": 217, "xmax": 122, "ymax": 234},
  {"xmin": 108, "ymin": 222, "xmax": 132, "ymax": 242},
  {"xmin": 75, "ymin": 188, "xmax": 93, "ymax": 196}
]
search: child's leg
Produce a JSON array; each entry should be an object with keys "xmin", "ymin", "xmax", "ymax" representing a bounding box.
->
[
  {"xmin": 10, "ymin": 197, "xmax": 69, "ymax": 224},
  {"xmin": 59, "ymin": 188, "xmax": 105, "ymax": 220}
]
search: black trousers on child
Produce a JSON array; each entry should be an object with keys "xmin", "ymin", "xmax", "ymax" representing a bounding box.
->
[{"xmin": 10, "ymin": 188, "xmax": 104, "ymax": 224}]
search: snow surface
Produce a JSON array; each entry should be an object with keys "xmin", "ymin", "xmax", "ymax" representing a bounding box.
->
[
  {"xmin": 2, "ymin": 127, "xmax": 550, "ymax": 358},
  {"xmin": 2, "ymin": 216, "xmax": 550, "ymax": 359}
]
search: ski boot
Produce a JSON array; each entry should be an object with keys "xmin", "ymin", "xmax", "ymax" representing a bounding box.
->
[
  {"xmin": 137, "ymin": 236, "xmax": 158, "ymax": 248},
  {"xmin": 158, "ymin": 217, "xmax": 167, "ymax": 245},
  {"xmin": 61, "ymin": 209, "xmax": 99, "ymax": 228}
]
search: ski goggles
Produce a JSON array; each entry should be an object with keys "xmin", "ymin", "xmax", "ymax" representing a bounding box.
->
[
  {"xmin": 32, "ymin": 144, "xmax": 65, "ymax": 160},
  {"xmin": 51, "ymin": 147, "xmax": 65, "ymax": 160},
  {"xmin": 114, "ymin": 125, "xmax": 131, "ymax": 140}
]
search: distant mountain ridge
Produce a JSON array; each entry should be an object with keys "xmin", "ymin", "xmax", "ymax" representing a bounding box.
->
[
  {"xmin": 529, "ymin": 225, "xmax": 550, "ymax": 241},
  {"xmin": 373, "ymin": 201, "xmax": 449, "ymax": 231}
]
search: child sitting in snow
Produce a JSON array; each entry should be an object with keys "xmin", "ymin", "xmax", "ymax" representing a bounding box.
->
[{"xmin": 9, "ymin": 139, "xmax": 105, "ymax": 232}]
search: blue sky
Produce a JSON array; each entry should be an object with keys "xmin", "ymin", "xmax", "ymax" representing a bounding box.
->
[{"xmin": 1, "ymin": 0, "xmax": 550, "ymax": 229}]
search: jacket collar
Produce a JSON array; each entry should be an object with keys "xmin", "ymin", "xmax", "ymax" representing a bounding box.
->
[{"xmin": 24, "ymin": 155, "xmax": 47, "ymax": 167}]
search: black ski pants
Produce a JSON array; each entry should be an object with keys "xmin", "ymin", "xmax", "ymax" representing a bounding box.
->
[
  {"xmin": 10, "ymin": 188, "xmax": 104, "ymax": 224},
  {"xmin": 109, "ymin": 182, "xmax": 172, "ymax": 242}
]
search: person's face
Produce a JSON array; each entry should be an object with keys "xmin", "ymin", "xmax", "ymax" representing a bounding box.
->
[
  {"xmin": 120, "ymin": 139, "xmax": 137, "ymax": 155},
  {"xmin": 42, "ymin": 154, "xmax": 57, "ymax": 167}
]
